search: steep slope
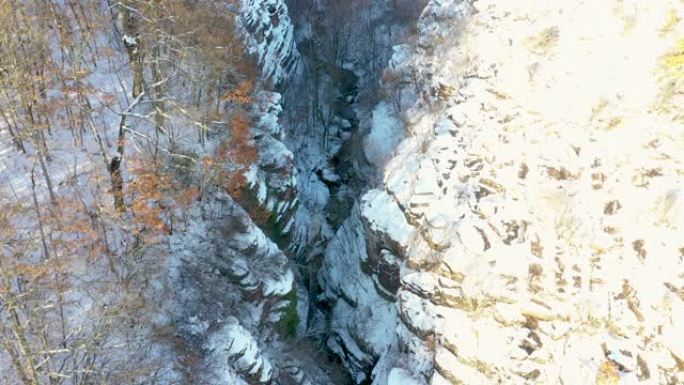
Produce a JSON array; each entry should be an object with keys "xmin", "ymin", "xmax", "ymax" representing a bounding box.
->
[
  {"xmin": 167, "ymin": 2, "xmax": 336, "ymax": 384},
  {"xmin": 320, "ymin": 1, "xmax": 684, "ymax": 384},
  {"xmin": 0, "ymin": 1, "xmax": 330, "ymax": 384},
  {"xmin": 241, "ymin": 0, "xmax": 299, "ymax": 85},
  {"xmin": 319, "ymin": 0, "xmax": 684, "ymax": 384}
]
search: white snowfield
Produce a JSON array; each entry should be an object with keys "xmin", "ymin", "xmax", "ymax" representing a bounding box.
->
[{"xmin": 322, "ymin": 0, "xmax": 684, "ymax": 384}]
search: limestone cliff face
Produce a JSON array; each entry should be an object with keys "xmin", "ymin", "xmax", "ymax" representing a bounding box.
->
[
  {"xmin": 218, "ymin": 0, "xmax": 684, "ymax": 384},
  {"xmin": 169, "ymin": 92, "xmax": 316, "ymax": 384},
  {"xmin": 246, "ymin": 91, "xmax": 299, "ymax": 236},
  {"xmin": 240, "ymin": 0, "xmax": 299, "ymax": 85},
  {"xmin": 234, "ymin": 0, "xmax": 301, "ymax": 241},
  {"xmin": 319, "ymin": 0, "xmax": 684, "ymax": 384},
  {"xmin": 166, "ymin": 3, "xmax": 316, "ymax": 384}
]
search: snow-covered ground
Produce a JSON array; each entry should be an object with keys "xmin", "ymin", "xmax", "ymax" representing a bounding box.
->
[{"xmin": 0, "ymin": 1, "xmax": 334, "ymax": 384}]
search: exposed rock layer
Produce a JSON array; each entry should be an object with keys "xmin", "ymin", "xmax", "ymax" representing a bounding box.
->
[{"xmin": 317, "ymin": 0, "xmax": 684, "ymax": 384}]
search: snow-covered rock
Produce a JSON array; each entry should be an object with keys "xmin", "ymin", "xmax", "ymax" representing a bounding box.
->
[
  {"xmin": 318, "ymin": 207, "xmax": 398, "ymax": 378},
  {"xmin": 205, "ymin": 317, "xmax": 274, "ymax": 384},
  {"xmin": 318, "ymin": 0, "xmax": 684, "ymax": 383},
  {"xmin": 247, "ymin": 91, "xmax": 298, "ymax": 231},
  {"xmin": 240, "ymin": 0, "xmax": 299, "ymax": 84},
  {"xmin": 364, "ymin": 101, "xmax": 405, "ymax": 167}
]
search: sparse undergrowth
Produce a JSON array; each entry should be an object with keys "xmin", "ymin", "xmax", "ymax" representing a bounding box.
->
[{"xmin": 278, "ymin": 288, "xmax": 299, "ymax": 339}]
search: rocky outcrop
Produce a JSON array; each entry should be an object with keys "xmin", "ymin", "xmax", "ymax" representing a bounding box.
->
[
  {"xmin": 246, "ymin": 91, "xmax": 299, "ymax": 237},
  {"xmin": 240, "ymin": 0, "xmax": 299, "ymax": 84},
  {"xmin": 166, "ymin": 2, "xmax": 314, "ymax": 381},
  {"xmin": 169, "ymin": 192, "xmax": 298, "ymax": 384},
  {"xmin": 319, "ymin": 0, "xmax": 684, "ymax": 384},
  {"xmin": 205, "ymin": 317, "xmax": 275, "ymax": 384},
  {"xmin": 318, "ymin": 206, "xmax": 399, "ymax": 382}
]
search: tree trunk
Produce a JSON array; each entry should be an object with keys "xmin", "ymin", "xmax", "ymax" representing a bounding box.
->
[
  {"xmin": 0, "ymin": 269, "xmax": 41, "ymax": 385},
  {"xmin": 0, "ymin": 110, "xmax": 26, "ymax": 152},
  {"xmin": 30, "ymin": 169, "xmax": 51, "ymax": 261},
  {"xmin": 120, "ymin": 2, "xmax": 145, "ymax": 98},
  {"xmin": 110, "ymin": 156, "xmax": 125, "ymax": 212}
]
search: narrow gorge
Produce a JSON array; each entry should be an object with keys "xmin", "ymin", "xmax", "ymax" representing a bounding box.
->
[
  {"xmin": 0, "ymin": 1, "xmax": 683, "ymax": 385},
  {"xmin": 260, "ymin": 0, "xmax": 684, "ymax": 384}
]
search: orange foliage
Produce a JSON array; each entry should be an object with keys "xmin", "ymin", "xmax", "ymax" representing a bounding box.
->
[
  {"xmin": 214, "ymin": 112, "xmax": 258, "ymax": 198},
  {"xmin": 54, "ymin": 197, "xmax": 106, "ymax": 261},
  {"xmin": 128, "ymin": 160, "xmax": 174, "ymax": 235},
  {"xmin": 176, "ymin": 186, "xmax": 200, "ymax": 207},
  {"xmin": 228, "ymin": 113, "xmax": 258, "ymax": 164},
  {"xmin": 127, "ymin": 157, "xmax": 205, "ymax": 236},
  {"xmin": 221, "ymin": 80, "xmax": 254, "ymax": 105},
  {"xmin": 13, "ymin": 263, "xmax": 48, "ymax": 280}
]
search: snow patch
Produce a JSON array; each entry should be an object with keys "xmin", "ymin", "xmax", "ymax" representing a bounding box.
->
[{"xmin": 364, "ymin": 101, "xmax": 405, "ymax": 167}]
